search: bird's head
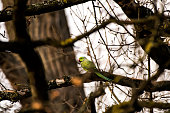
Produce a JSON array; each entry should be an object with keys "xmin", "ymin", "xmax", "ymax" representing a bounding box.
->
[{"xmin": 79, "ymin": 57, "xmax": 87, "ymax": 62}]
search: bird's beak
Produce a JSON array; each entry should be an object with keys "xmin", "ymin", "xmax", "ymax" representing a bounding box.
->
[{"xmin": 78, "ymin": 59, "xmax": 80, "ymax": 64}]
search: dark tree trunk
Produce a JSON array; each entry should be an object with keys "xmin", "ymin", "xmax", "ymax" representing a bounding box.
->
[{"xmin": 1, "ymin": 0, "xmax": 85, "ymax": 112}]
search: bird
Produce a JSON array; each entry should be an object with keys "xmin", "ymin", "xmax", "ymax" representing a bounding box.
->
[{"xmin": 79, "ymin": 57, "xmax": 112, "ymax": 81}]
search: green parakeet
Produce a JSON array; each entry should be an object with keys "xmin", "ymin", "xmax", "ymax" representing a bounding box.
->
[{"xmin": 79, "ymin": 57, "xmax": 112, "ymax": 81}]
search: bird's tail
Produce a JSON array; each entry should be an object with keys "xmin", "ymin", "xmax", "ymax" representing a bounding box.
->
[{"xmin": 95, "ymin": 71, "xmax": 112, "ymax": 81}]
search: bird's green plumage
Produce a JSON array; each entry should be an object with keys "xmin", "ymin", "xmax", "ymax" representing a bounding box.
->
[
  {"xmin": 94, "ymin": 72, "xmax": 112, "ymax": 81},
  {"xmin": 79, "ymin": 57, "xmax": 112, "ymax": 81}
]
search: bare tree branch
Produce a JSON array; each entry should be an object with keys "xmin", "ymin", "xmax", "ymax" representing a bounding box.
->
[
  {"xmin": 0, "ymin": 19, "xmax": 112, "ymax": 52},
  {"xmin": 104, "ymin": 100, "xmax": 170, "ymax": 113},
  {"xmin": 1, "ymin": 71, "xmax": 170, "ymax": 103},
  {"xmin": 78, "ymin": 86, "xmax": 104, "ymax": 113},
  {"xmin": 138, "ymin": 101, "xmax": 170, "ymax": 109},
  {"xmin": 0, "ymin": 0, "xmax": 94, "ymax": 22},
  {"xmin": 113, "ymin": 0, "xmax": 170, "ymax": 69}
]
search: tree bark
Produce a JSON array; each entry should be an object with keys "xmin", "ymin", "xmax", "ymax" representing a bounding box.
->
[{"xmin": 1, "ymin": 0, "xmax": 85, "ymax": 112}]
